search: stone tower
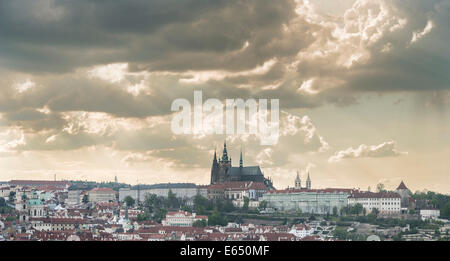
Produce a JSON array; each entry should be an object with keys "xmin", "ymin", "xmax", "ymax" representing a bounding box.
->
[
  {"xmin": 306, "ymin": 172, "xmax": 311, "ymax": 189},
  {"xmin": 295, "ymin": 171, "xmax": 301, "ymax": 189}
]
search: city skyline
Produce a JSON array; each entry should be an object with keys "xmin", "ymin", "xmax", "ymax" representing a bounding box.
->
[{"xmin": 0, "ymin": 0, "xmax": 449, "ymax": 194}]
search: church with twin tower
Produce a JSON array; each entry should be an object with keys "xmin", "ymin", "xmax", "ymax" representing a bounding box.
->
[
  {"xmin": 295, "ymin": 171, "xmax": 311, "ymax": 190},
  {"xmin": 210, "ymin": 141, "xmax": 274, "ymax": 190}
]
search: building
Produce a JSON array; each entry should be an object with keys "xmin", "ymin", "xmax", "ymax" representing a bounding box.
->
[
  {"xmin": 0, "ymin": 186, "xmax": 10, "ymax": 200},
  {"xmin": 15, "ymin": 191, "xmax": 46, "ymax": 222},
  {"xmin": 66, "ymin": 190, "xmax": 82, "ymax": 206},
  {"xmin": 395, "ymin": 181, "xmax": 415, "ymax": 213},
  {"xmin": 261, "ymin": 188, "xmax": 353, "ymax": 214},
  {"xmin": 420, "ymin": 209, "xmax": 440, "ymax": 220},
  {"xmin": 161, "ymin": 210, "xmax": 208, "ymax": 227},
  {"xmin": 206, "ymin": 181, "xmax": 268, "ymax": 201},
  {"xmin": 348, "ymin": 191, "xmax": 401, "ymax": 215},
  {"xmin": 294, "ymin": 171, "xmax": 311, "ymax": 190},
  {"xmin": 9, "ymin": 180, "xmax": 70, "ymax": 189},
  {"xmin": 210, "ymin": 142, "xmax": 274, "ymax": 189},
  {"xmin": 119, "ymin": 183, "xmax": 202, "ymax": 203},
  {"xmin": 288, "ymin": 224, "xmax": 314, "ymax": 238},
  {"xmin": 88, "ymin": 188, "xmax": 116, "ymax": 203}
]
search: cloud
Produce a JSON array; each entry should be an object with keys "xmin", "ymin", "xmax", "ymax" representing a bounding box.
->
[
  {"xmin": 411, "ymin": 20, "xmax": 434, "ymax": 43},
  {"xmin": 328, "ymin": 141, "xmax": 407, "ymax": 163}
]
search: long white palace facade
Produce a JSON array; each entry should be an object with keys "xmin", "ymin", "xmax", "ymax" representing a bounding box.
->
[{"xmin": 261, "ymin": 173, "xmax": 414, "ymax": 216}]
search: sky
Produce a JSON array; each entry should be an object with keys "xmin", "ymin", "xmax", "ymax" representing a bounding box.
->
[{"xmin": 0, "ymin": 0, "xmax": 449, "ymax": 193}]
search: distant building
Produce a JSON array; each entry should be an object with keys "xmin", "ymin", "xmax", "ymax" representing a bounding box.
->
[
  {"xmin": 0, "ymin": 186, "xmax": 10, "ymax": 200},
  {"xmin": 420, "ymin": 209, "xmax": 440, "ymax": 220},
  {"xmin": 66, "ymin": 190, "xmax": 82, "ymax": 206},
  {"xmin": 288, "ymin": 224, "xmax": 314, "ymax": 238},
  {"xmin": 348, "ymin": 191, "xmax": 401, "ymax": 215},
  {"xmin": 261, "ymin": 188, "xmax": 353, "ymax": 214},
  {"xmin": 206, "ymin": 181, "xmax": 268, "ymax": 201},
  {"xmin": 88, "ymin": 188, "xmax": 116, "ymax": 203},
  {"xmin": 161, "ymin": 210, "xmax": 208, "ymax": 227},
  {"xmin": 119, "ymin": 183, "xmax": 202, "ymax": 203},
  {"xmin": 15, "ymin": 191, "xmax": 46, "ymax": 222},
  {"xmin": 394, "ymin": 181, "xmax": 415, "ymax": 213},
  {"xmin": 294, "ymin": 171, "xmax": 311, "ymax": 190},
  {"xmin": 9, "ymin": 180, "xmax": 70, "ymax": 189}
]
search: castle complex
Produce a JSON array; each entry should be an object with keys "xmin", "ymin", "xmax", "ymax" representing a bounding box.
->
[{"xmin": 210, "ymin": 142, "xmax": 274, "ymax": 190}]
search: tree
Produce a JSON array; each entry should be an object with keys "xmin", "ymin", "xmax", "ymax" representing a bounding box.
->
[
  {"xmin": 82, "ymin": 194, "xmax": 89, "ymax": 204},
  {"xmin": 442, "ymin": 202, "xmax": 450, "ymax": 219},
  {"xmin": 0, "ymin": 197, "xmax": 5, "ymax": 207},
  {"xmin": 259, "ymin": 200, "xmax": 268, "ymax": 209},
  {"xmin": 333, "ymin": 227, "xmax": 349, "ymax": 240},
  {"xmin": 136, "ymin": 212, "xmax": 151, "ymax": 221},
  {"xmin": 242, "ymin": 197, "xmax": 249, "ymax": 212},
  {"xmin": 193, "ymin": 195, "xmax": 210, "ymax": 215},
  {"xmin": 363, "ymin": 208, "xmax": 367, "ymax": 216},
  {"xmin": 376, "ymin": 183, "xmax": 386, "ymax": 193},
  {"xmin": 208, "ymin": 207, "xmax": 227, "ymax": 226},
  {"xmin": 193, "ymin": 219, "xmax": 207, "ymax": 227},
  {"xmin": 124, "ymin": 196, "xmax": 135, "ymax": 207},
  {"xmin": 168, "ymin": 189, "xmax": 178, "ymax": 209},
  {"xmin": 333, "ymin": 206, "xmax": 338, "ymax": 216},
  {"xmin": 8, "ymin": 191, "xmax": 15, "ymax": 203},
  {"xmin": 372, "ymin": 208, "xmax": 380, "ymax": 217}
]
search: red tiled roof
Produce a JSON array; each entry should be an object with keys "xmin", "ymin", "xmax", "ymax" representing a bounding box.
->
[
  {"xmin": 10, "ymin": 180, "xmax": 70, "ymax": 187},
  {"xmin": 349, "ymin": 191, "xmax": 400, "ymax": 199},
  {"xmin": 396, "ymin": 181, "xmax": 408, "ymax": 190},
  {"xmin": 267, "ymin": 188, "xmax": 354, "ymax": 194},
  {"xmin": 207, "ymin": 181, "xmax": 268, "ymax": 191},
  {"xmin": 90, "ymin": 187, "xmax": 116, "ymax": 193}
]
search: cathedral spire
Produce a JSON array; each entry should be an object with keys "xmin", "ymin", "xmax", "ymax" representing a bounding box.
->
[
  {"xmin": 222, "ymin": 140, "xmax": 229, "ymax": 162},
  {"xmin": 239, "ymin": 146, "xmax": 243, "ymax": 168}
]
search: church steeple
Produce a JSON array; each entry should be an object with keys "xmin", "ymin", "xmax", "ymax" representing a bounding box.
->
[
  {"xmin": 306, "ymin": 172, "xmax": 311, "ymax": 189},
  {"xmin": 295, "ymin": 171, "xmax": 301, "ymax": 189}
]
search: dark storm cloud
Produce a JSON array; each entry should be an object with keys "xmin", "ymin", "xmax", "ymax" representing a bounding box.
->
[{"xmin": 0, "ymin": 0, "xmax": 301, "ymax": 73}]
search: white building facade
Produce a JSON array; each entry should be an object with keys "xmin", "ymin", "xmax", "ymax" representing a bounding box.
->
[{"xmin": 348, "ymin": 191, "xmax": 401, "ymax": 215}]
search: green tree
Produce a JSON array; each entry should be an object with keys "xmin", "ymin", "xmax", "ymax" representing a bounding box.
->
[
  {"xmin": 333, "ymin": 206, "xmax": 338, "ymax": 216},
  {"xmin": 259, "ymin": 200, "xmax": 268, "ymax": 209},
  {"xmin": 124, "ymin": 196, "xmax": 135, "ymax": 207},
  {"xmin": 136, "ymin": 212, "xmax": 151, "ymax": 221},
  {"xmin": 372, "ymin": 208, "xmax": 380, "ymax": 217},
  {"xmin": 376, "ymin": 183, "xmax": 386, "ymax": 192},
  {"xmin": 0, "ymin": 197, "xmax": 5, "ymax": 207},
  {"xmin": 333, "ymin": 227, "xmax": 349, "ymax": 240},
  {"xmin": 242, "ymin": 197, "xmax": 249, "ymax": 212},
  {"xmin": 193, "ymin": 195, "xmax": 210, "ymax": 215},
  {"xmin": 441, "ymin": 202, "xmax": 450, "ymax": 219},
  {"xmin": 8, "ymin": 191, "xmax": 16, "ymax": 203},
  {"xmin": 193, "ymin": 219, "xmax": 207, "ymax": 227},
  {"xmin": 82, "ymin": 194, "xmax": 89, "ymax": 204},
  {"xmin": 168, "ymin": 189, "xmax": 178, "ymax": 208},
  {"xmin": 208, "ymin": 207, "xmax": 227, "ymax": 226}
]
